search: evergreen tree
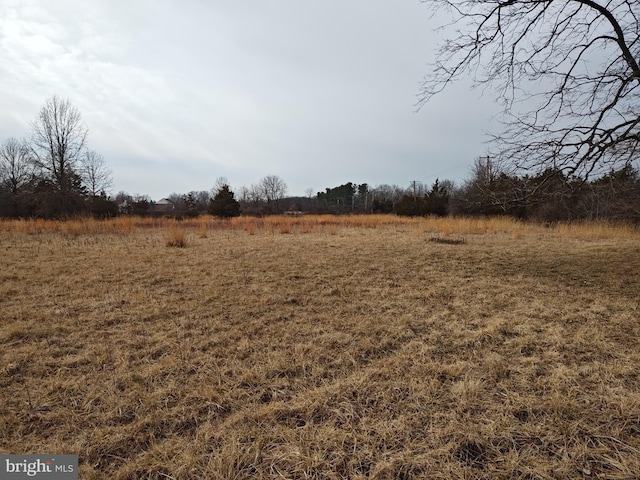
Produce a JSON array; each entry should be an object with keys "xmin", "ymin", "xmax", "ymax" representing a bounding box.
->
[
  {"xmin": 208, "ymin": 184, "xmax": 241, "ymax": 217},
  {"xmin": 424, "ymin": 179, "xmax": 449, "ymax": 216},
  {"xmin": 395, "ymin": 195, "xmax": 423, "ymax": 216}
]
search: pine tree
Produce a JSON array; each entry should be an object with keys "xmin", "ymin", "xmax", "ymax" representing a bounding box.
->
[{"xmin": 208, "ymin": 184, "xmax": 241, "ymax": 218}]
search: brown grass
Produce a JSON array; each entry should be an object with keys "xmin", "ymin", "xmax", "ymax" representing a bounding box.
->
[
  {"xmin": 165, "ymin": 222, "xmax": 187, "ymax": 248},
  {"xmin": 1, "ymin": 215, "xmax": 639, "ymax": 479}
]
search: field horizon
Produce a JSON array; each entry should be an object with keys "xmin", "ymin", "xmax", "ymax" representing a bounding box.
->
[{"xmin": 1, "ymin": 215, "xmax": 639, "ymax": 479}]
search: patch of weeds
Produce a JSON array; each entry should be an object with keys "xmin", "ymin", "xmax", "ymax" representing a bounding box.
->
[
  {"xmin": 166, "ymin": 225, "xmax": 187, "ymax": 247},
  {"xmin": 429, "ymin": 236, "xmax": 466, "ymax": 245}
]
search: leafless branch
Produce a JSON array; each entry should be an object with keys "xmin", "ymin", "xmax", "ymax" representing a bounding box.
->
[
  {"xmin": 81, "ymin": 150, "xmax": 113, "ymax": 196},
  {"xmin": 419, "ymin": 0, "xmax": 640, "ymax": 179}
]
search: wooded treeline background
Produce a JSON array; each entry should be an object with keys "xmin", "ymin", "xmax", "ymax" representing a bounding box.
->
[
  {"xmin": 2, "ymin": 140, "xmax": 639, "ymax": 223},
  {"xmin": 1, "ymin": 97, "xmax": 639, "ymax": 222}
]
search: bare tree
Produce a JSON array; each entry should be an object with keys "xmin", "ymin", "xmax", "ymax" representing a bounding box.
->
[
  {"xmin": 30, "ymin": 96, "xmax": 88, "ymax": 193},
  {"xmin": 194, "ymin": 190, "xmax": 211, "ymax": 211},
  {"xmin": 237, "ymin": 185, "xmax": 250, "ymax": 203},
  {"xmin": 234, "ymin": 184, "xmax": 264, "ymax": 215},
  {"xmin": 0, "ymin": 137, "xmax": 33, "ymax": 195},
  {"xmin": 419, "ymin": 0, "xmax": 640, "ymax": 180},
  {"xmin": 211, "ymin": 176, "xmax": 230, "ymax": 195},
  {"xmin": 81, "ymin": 150, "xmax": 112, "ymax": 196},
  {"xmin": 259, "ymin": 175, "xmax": 288, "ymax": 213},
  {"xmin": 249, "ymin": 183, "xmax": 264, "ymax": 203}
]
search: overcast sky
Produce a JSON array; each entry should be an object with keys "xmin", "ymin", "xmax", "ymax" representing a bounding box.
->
[{"xmin": 0, "ymin": 0, "xmax": 500, "ymax": 200}]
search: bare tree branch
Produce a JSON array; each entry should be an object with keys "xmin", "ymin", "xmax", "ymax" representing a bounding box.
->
[
  {"xmin": 81, "ymin": 150, "xmax": 112, "ymax": 196},
  {"xmin": 419, "ymin": 0, "xmax": 640, "ymax": 179}
]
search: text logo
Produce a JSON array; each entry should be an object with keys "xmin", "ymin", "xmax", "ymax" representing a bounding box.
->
[{"xmin": 1, "ymin": 455, "xmax": 78, "ymax": 479}]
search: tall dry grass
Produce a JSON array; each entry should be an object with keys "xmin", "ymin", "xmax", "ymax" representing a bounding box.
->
[
  {"xmin": 1, "ymin": 214, "xmax": 636, "ymax": 241},
  {"xmin": 165, "ymin": 222, "xmax": 187, "ymax": 248},
  {"xmin": 555, "ymin": 219, "xmax": 640, "ymax": 240}
]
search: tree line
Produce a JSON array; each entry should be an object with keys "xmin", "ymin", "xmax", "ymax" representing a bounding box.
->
[
  {"xmin": 0, "ymin": 96, "xmax": 291, "ymax": 219},
  {"xmin": 448, "ymin": 158, "xmax": 640, "ymax": 223},
  {"xmin": 112, "ymin": 174, "xmax": 288, "ymax": 219},
  {"xmin": 0, "ymin": 96, "xmax": 115, "ymax": 218},
  {"xmin": 298, "ymin": 160, "xmax": 640, "ymax": 223},
  {"xmin": 396, "ymin": 158, "xmax": 640, "ymax": 223},
  {"xmin": 1, "ymin": 97, "xmax": 638, "ymax": 222}
]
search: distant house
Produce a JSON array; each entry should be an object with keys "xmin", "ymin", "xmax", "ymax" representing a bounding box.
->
[{"xmin": 154, "ymin": 198, "xmax": 174, "ymax": 214}]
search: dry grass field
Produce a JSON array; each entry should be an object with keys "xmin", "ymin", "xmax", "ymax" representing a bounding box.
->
[{"xmin": 1, "ymin": 215, "xmax": 639, "ymax": 479}]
